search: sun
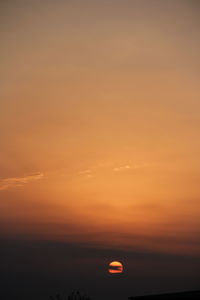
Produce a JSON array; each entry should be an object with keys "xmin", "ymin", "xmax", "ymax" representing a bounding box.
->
[{"xmin": 108, "ymin": 261, "xmax": 123, "ymax": 274}]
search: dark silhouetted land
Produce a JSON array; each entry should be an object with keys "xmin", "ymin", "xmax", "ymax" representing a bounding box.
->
[{"xmin": 129, "ymin": 290, "xmax": 200, "ymax": 299}]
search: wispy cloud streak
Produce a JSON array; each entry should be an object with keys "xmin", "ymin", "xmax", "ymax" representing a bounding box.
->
[{"xmin": 0, "ymin": 173, "xmax": 44, "ymax": 191}]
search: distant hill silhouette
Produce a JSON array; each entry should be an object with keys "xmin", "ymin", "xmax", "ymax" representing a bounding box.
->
[{"xmin": 129, "ymin": 290, "xmax": 200, "ymax": 299}]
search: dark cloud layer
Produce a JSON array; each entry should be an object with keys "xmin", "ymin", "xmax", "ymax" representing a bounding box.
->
[{"xmin": 0, "ymin": 238, "xmax": 199, "ymax": 300}]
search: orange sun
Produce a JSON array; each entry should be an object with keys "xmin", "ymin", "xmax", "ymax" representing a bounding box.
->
[{"xmin": 108, "ymin": 261, "xmax": 123, "ymax": 274}]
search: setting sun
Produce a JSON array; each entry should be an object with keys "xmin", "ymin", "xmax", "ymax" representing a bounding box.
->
[{"xmin": 108, "ymin": 261, "xmax": 123, "ymax": 274}]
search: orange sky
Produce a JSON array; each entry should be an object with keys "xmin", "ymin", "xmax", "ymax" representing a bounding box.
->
[{"xmin": 1, "ymin": 0, "xmax": 200, "ymax": 257}]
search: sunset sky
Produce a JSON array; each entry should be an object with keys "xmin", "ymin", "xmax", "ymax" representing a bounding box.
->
[{"xmin": 1, "ymin": 1, "xmax": 200, "ymax": 299}]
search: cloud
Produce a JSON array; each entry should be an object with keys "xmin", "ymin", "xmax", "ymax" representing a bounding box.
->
[
  {"xmin": 75, "ymin": 161, "xmax": 156, "ymax": 179},
  {"xmin": 113, "ymin": 162, "xmax": 157, "ymax": 172},
  {"xmin": 0, "ymin": 172, "xmax": 44, "ymax": 191},
  {"xmin": 113, "ymin": 165, "xmax": 131, "ymax": 172},
  {"xmin": 0, "ymin": 237, "xmax": 199, "ymax": 300},
  {"xmin": 77, "ymin": 169, "xmax": 94, "ymax": 179}
]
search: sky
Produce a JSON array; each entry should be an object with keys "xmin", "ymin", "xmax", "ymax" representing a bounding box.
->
[{"xmin": 0, "ymin": 0, "xmax": 200, "ymax": 299}]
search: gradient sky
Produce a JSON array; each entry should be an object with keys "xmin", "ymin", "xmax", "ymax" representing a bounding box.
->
[{"xmin": 1, "ymin": 1, "xmax": 200, "ymax": 299}]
